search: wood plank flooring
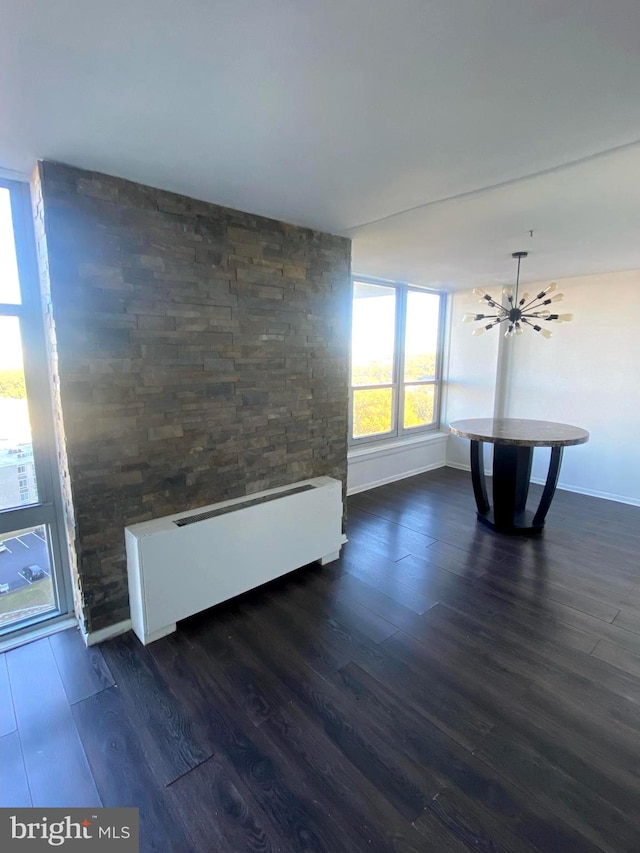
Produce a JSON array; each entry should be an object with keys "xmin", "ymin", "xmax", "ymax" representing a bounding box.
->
[{"xmin": 2, "ymin": 467, "xmax": 640, "ymax": 851}]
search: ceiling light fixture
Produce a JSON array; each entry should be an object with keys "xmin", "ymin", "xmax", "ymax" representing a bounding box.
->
[{"xmin": 463, "ymin": 251, "xmax": 573, "ymax": 338}]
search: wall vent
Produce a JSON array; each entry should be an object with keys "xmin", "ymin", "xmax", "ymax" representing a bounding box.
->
[
  {"xmin": 125, "ymin": 476, "xmax": 343, "ymax": 644},
  {"xmin": 173, "ymin": 484, "xmax": 316, "ymax": 526}
]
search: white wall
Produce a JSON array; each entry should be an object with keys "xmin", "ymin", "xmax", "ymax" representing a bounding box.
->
[
  {"xmin": 444, "ymin": 289, "xmax": 499, "ymax": 471},
  {"xmin": 505, "ymin": 269, "xmax": 640, "ymax": 505},
  {"xmin": 347, "ymin": 433, "xmax": 448, "ymax": 495}
]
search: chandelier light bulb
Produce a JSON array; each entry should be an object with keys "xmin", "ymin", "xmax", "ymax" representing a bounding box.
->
[
  {"xmin": 532, "ymin": 310, "xmax": 551, "ymax": 318},
  {"xmin": 473, "ymin": 288, "xmax": 487, "ymax": 297},
  {"xmin": 540, "ymin": 328, "xmax": 553, "ymax": 339},
  {"xmin": 544, "ymin": 282, "xmax": 558, "ymax": 294},
  {"xmin": 503, "ymin": 286, "xmax": 514, "ymax": 298},
  {"xmin": 550, "ymin": 293, "xmax": 564, "ymax": 303},
  {"xmin": 515, "ymin": 323, "xmax": 524, "ymax": 335},
  {"xmin": 462, "ymin": 314, "xmax": 475, "ymax": 323},
  {"xmin": 472, "ymin": 327, "xmax": 486, "ymax": 336},
  {"xmin": 557, "ymin": 313, "xmax": 573, "ymax": 322},
  {"xmin": 519, "ymin": 292, "xmax": 530, "ymax": 305}
]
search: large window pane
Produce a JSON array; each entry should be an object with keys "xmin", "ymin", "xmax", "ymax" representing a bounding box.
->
[
  {"xmin": 0, "ymin": 178, "xmax": 69, "ymax": 641},
  {"xmin": 353, "ymin": 387, "xmax": 393, "ymax": 438},
  {"xmin": 351, "ymin": 282, "xmax": 396, "ymax": 386},
  {"xmin": 404, "ymin": 384, "xmax": 435, "ymax": 429},
  {"xmin": 349, "ymin": 280, "xmax": 443, "ymax": 444},
  {"xmin": 404, "ymin": 290, "xmax": 440, "ymax": 382},
  {"xmin": 0, "ymin": 525, "xmax": 56, "ymax": 629},
  {"xmin": 0, "ymin": 317, "xmax": 39, "ymax": 509},
  {"xmin": 0, "ymin": 187, "xmax": 21, "ymax": 304}
]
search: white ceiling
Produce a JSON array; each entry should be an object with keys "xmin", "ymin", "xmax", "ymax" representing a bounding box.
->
[{"xmin": 2, "ymin": 0, "xmax": 640, "ymax": 289}]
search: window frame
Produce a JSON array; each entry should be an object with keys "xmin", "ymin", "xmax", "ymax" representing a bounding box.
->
[
  {"xmin": 0, "ymin": 176, "xmax": 73, "ymax": 644},
  {"xmin": 349, "ymin": 276, "xmax": 446, "ymax": 447}
]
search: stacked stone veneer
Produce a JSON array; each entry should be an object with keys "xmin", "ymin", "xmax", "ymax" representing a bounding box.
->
[{"xmin": 33, "ymin": 162, "xmax": 351, "ymax": 633}]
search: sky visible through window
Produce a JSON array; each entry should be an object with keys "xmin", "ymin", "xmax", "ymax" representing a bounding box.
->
[
  {"xmin": 351, "ymin": 281, "xmax": 440, "ymax": 367},
  {"xmin": 0, "ymin": 187, "xmax": 32, "ymax": 453},
  {"xmin": 0, "ymin": 188, "xmax": 23, "ymax": 369}
]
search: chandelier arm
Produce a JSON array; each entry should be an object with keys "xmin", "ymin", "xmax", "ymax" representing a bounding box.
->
[
  {"xmin": 482, "ymin": 317, "xmax": 508, "ymax": 331},
  {"xmin": 520, "ymin": 297, "xmax": 539, "ymax": 312},
  {"xmin": 521, "ymin": 318, "xmax": 550, "ymax": 335},
  {"xmin": 520, "ymin": 293, "xmax": 554, "ymax": 312},
  {"xmin": 522, "ymin": 307, "xmax": 550, "ymax": 317}
]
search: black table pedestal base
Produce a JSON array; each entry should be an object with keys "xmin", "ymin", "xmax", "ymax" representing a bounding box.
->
[
  {"xmin": 476, "ymin": 509, "xmax": 544, "ymax": 535},
  {"xmin": 470, "ymin": 441, "xmax": 564, "ymax": 535}
]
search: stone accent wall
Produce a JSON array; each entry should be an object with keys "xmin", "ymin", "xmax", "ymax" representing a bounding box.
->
[{"xmin": 34, "ymin": 162, "xmax": 351, "ymax": 633}]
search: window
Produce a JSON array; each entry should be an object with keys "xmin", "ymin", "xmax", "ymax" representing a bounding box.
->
[
  {"xmin": 0, "ymin": 177, "xmax": 71, "ymax": 641},
  {"xmin": 350, "ymin": 279, "xmax": 445, "ymax": 444}
]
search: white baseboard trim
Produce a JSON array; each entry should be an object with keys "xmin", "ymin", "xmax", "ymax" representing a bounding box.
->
[
  {"xmin": 446, "ymin": 463, "xmax": 640, "ymax": 508},
  {"xmin": 528, "ymin": 476, "xmax": 640, "ymax": 508},
  {"xmin": 82, "ymin": 618, "xmax": 132, "ymax": 647},
  {"xmin": 445, "ymin": 461, "xmax": 493, "ymax": 477},
  {"xmin": 347, "ymin": 460, "xmax": 446, "ymax": 496}
]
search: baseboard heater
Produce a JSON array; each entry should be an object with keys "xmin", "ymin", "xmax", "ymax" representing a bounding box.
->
[{"xmin": 125, "ymin": 476, "xmax": 344, "ymax": 645}]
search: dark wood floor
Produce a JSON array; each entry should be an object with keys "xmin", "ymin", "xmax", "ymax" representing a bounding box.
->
[{"xmin": 3, "ymin": 467, "xmax": 640, "ymax": 852}]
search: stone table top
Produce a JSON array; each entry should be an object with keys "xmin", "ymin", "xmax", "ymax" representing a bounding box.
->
[{"xmin": 449, "ymin": 418, "xmax": 590, "ymax": 447}]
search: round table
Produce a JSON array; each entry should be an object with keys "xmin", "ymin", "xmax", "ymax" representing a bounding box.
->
[{"xmin": 449, "ymin": 418, "xmax": 589, "ymax": 534}]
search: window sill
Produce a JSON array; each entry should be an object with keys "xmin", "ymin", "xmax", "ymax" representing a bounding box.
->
[
  {"xmin": 0, "ymin": 613, "xmax": 77, "ymax": 653},
  {"xmin": 348, "ymin": 430, "xmax": 449, "ymax": 462}
]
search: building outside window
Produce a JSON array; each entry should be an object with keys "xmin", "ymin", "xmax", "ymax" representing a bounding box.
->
[
  {"xmin": 0, "ymin": 446, "xmax": 35, "ymax": 509},
  {"xmin": 350, "ymin": 278, "xmax": 445, "ymax": 445}
]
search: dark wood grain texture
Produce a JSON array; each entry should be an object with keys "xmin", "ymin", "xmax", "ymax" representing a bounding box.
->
[
  {"xmin": 100, "ymin": 632, "xmax": 212, "ymax": 786},
  {"xmin": 155, "ymin": 636, "xmax": 371, "ymax": 853},
  {"xmin": 168, "ymin": 754, "xmax": 285, "ymax": 853},
  {"xmin": 1, "ymin": 467, "xmax": 640, "ymax": 852},
  {"xmin": 72, "ymin": 686, "xmax": 195, "ymax": 853}
]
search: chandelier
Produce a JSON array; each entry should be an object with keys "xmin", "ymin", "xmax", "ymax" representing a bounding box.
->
[{"xmin": 464, "ymin": 251, "xmax": 573, "ymax": 338}]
